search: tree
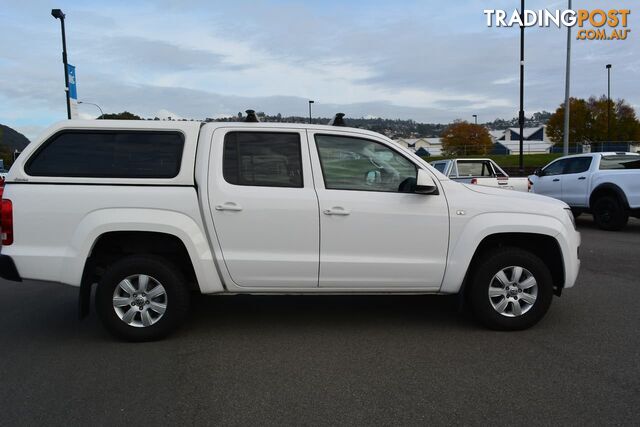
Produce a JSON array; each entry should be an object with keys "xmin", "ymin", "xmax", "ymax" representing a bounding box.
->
[
  {"xmin": 441, "ymin": 121, "xmax": 493, "ymax": 156},
  {"xmin": 546, "ymin": 97, "xmax": 591, "ymax": 145},
  {"xmin": 97, "ymin": 111, "xmax": 142, "ymax": 120},
  {"xmin": 547, "ymin": 96, "xmax": 640, "ymax": 144}
]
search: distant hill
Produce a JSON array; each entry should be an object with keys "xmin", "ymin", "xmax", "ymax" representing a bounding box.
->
[
  {"xmin": 0, "ymin": 124, "xmax": 30, "ymax": 168},
  {"xmin": 0, "ymin": 124, "xmax": 30, "ymax": 152}
]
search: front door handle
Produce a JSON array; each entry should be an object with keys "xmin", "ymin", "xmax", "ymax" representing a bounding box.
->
[
  {"xmin": 552, "ymin": 178, "xmax": 560, "ymax": 182},
  {"xmin": 215, "ymin": 202, "xmax": 243, "ymax": 212},
  {"xmin": 578, "ymin": 176, "xmax": 586, "ymax": 180},
  {"xmin": 323, "ymin": 207, "xmax": 351, "ymax": 216}
]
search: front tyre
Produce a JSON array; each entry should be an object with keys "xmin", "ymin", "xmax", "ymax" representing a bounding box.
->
[
  {"xmin": 96, "ymin": 255, "xmax": 191, "ymax": 342},
  {"xmin": 468, "ymin": 248, "xmax": 553, "ymax": 331}
]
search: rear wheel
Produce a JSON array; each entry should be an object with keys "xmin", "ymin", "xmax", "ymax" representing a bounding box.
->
[
  {"xmin": 468, "ymin": 248, "xmax": 554, "ymax": 331},
  {"xmin": 592, "ymin": 196, "xmax": 628, "ymax": 231},
  {"xmin": 96, "ymin": 255, "xmax": 191, "ymax": 341}
]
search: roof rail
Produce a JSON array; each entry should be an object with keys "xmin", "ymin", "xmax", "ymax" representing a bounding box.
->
[{"xmin": 328, "ymin": 113, "xmax": 346, "ymax": 126}]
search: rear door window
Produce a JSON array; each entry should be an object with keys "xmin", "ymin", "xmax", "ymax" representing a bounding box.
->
[
  {"xmin": 599, "ymin": 155, "xmax": 640, "ymax": 170},
  {"xmin": 223, "ymin": 132, "xmax": 303, "ymax": 188},
  {"xmin": 26, "ymin": 131, "xmax": 184, "ymax": 178}
]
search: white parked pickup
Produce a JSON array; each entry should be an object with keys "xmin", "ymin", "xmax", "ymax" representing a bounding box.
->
[
  {"xmin": 430, "ymin": 158, "xmax": 530, "ymax": 192},
  {"xmin": 0, "ymin": 119, "xmax": 580, "ymax": 341},
  {"xmin": 529, "ymin": 152, "xmax": 640, "ymax": 231}
]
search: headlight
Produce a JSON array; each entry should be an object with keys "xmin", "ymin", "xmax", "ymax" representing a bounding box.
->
[{"xmin": 564, "ymin": 208, "xmax": 576, "ymax": 229}]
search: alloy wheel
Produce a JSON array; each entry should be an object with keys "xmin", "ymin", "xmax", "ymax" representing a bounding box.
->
[
  {"xmin": 488, "ymin": 266, "xmax": 538, "ymax": 317},
  {"xmin": 112, "ymin": 274, "xmax": 168, "ymax": 327}
]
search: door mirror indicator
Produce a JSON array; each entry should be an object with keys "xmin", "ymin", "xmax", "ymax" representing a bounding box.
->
[{"xmin": 415, "ymin": 169, "xmax": 439, "ymax": 195}]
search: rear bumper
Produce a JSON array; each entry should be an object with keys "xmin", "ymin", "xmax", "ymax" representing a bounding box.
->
[{"xmin": 0, "ymin": 254, "xmax": 22, "ymax": 282}]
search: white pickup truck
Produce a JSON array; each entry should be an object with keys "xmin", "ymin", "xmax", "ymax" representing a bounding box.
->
[
  {"xmin": 529, "ymin": 152, "xmax": 640, "ymax": 231},
  {"xmin": 0, "ymin": 119, "xmax": 580, "ymax": 341},
  {"xmin": 430, "ymin": 158, "xmax": 529, "ymax": 192}
]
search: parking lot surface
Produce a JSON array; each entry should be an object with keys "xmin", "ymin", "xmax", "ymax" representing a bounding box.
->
[{"xmin": 1, "ymin": 216, "xmax": 639, "ymax": 425}]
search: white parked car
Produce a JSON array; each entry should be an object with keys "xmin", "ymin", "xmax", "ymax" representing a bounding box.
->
[
  {"xmin": 0, "ymin": 119, "xmax": 580, "ymax": 341},
  {"xmin": 430, "ymin": 158, "xmax": 529, "ymax": 192},
  {"xmin": 529, "ymin": 152, "xmax": 640, "ymax": 230}
]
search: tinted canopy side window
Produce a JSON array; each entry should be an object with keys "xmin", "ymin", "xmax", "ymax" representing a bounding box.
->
[
  {"xmin": 456, "ymin": 161, "xmax": 493, "ymax": 177},
  {"xmin": 565, "ymin": 157, "xmax": 592, "ymax": 174},
  {"xmin": 542, "ymin": 159, "xmax": 568, "ymax": 176},
  {"xmin": 315, "ymin": 134, "xmax": 417, "ymax": 192},
  {"xmin": 26, "ymin": 131, "xmax": 184, "ymax": 178},
  {"xmin": 223, "ymin": 132, "xmax": 303, "ymax": 188}
]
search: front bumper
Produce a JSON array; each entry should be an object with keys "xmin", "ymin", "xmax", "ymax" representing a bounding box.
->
[{"xmin": 0, "ymin": 254, "xmax": 22, "ymax": 282}]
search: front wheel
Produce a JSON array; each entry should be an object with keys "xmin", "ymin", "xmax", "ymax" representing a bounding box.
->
[
  {"xmin": 96, "ymin": 255, "xmax": 191, "ymax": 341},
  {"xmin": 467, "ymin": 248, "xmax": 554, "ymax": 331}
]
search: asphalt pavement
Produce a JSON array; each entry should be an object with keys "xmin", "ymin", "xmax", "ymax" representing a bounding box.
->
[{"xmin": 1, "ymin": 216, "xmax": 639, "ymax": 426}]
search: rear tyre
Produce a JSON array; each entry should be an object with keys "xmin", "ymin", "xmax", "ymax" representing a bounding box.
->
[
  {"xmin": 468, "ymin": 247, "xmax": 553, "ymax": 331},
  {"xmin": 592, "ymin": 196, "xmax": 628, "ymax": 231},
  {"xmin": 96, "ymin": 255, "xmax": 191, "ymax": 342}
]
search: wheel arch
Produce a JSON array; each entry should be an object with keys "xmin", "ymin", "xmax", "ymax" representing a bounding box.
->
[
  {"xmin": 463, "ymin": 233, "xmax": 565, "ymax": 297},
  {"xmin": 589, "ymin": 183, "xmax": 629, "ymax": 210},
  {"xmin": 441, "ymin": 212, "xmax": 567, "ymax": 295},
  {"xmin": 75, "ymin": 208, "xmax": 226, "ymax": 318}
]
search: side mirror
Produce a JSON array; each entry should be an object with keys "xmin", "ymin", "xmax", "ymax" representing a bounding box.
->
[
  {"xmin": 534, "ymin": 168, "xmax": 543, "ymax": 177},
  {"xmin": 415, "ymin": 169, "xmax": 439, "ymax": 195}
]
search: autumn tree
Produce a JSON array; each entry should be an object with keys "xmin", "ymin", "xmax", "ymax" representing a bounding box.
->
[
  {"xmin": 441, "ymin": 121, "xmax": 493, "ymax": 156},
  {"xmin": 547, "ymin": 96, "xmax": 640, "ymax": 144}
]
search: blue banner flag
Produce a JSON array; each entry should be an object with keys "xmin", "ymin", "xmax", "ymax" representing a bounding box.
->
[{"xmin": 67, "ymin": 64, "xmax": 77, "ymax": 100}]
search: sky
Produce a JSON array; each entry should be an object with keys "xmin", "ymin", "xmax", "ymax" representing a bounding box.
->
[{"xmin": 1, "ymin": 0, "xmax": 638, "ymax": 140}]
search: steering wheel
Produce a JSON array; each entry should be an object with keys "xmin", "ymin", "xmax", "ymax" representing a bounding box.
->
[{"xmin": 369, "ymin": 156, "xmax": 383, "ymax": 169}]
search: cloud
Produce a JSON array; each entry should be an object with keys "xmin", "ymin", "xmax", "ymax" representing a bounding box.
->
[
  {"xmin": 90, "ymin": 36, "xmax": 249, "ymax": 73},
  {"xmin": 0, "ymin": 0, "xmax": 638, "ymax": 135}
]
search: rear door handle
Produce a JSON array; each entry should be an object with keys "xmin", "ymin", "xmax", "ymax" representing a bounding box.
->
[
  {"xmin": 215, "ymin": 202, "xmax": 243, "ymax": 212},
  {"xmin": 552, "ymin": 178, "xmax": 560, "ymax": 182},
  {"xmin": 323, "ymin": 207, "xmax": 351, "ymax": 216},
  {"xmin": 578, "ymin": 176, "xmax": 586, "ymax": 180}
]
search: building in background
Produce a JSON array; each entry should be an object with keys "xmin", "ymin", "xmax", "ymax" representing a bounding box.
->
[
  {"xmin": 394, "ymin": 125, "xmax": 555, "ymax": 157},
  {"xmin": 489, "ymin": 126, "xmax": 552, "ymax": 154}
]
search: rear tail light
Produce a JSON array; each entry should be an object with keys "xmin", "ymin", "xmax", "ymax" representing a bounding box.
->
[{"xmin": 1, "ymin": 198, "xmax": 13, "ymax": 245}]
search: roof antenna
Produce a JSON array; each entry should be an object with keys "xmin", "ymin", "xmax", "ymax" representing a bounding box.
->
[
  {"xmin": 244, "ymin": 109, "xmax": 259, "ymax": 122},
  {"xmin": 328, "ymin": 113, "xmax": 346, "ymax": 126}
]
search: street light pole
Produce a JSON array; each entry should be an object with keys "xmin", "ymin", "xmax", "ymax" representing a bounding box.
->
[
  {"xmin": 562, "ymin": 0, "xmax": 572, "ymax": 156},
  {"xmin": 308, "ymin": 100, "xmax": 314, "ymax": 124},
  {"xmin": 606, "ymin": 64, "xmax": 612, "ymax": 142},
  {"xmin": 78, "ymin": 101, "xmax": 104, "ymax": 117},
  {"xmin": 51, "ymin": 9, "xmax": 71, "ymax": 120},
  {"xmin": 518, "ymin": 0, "xmax": 525, "ymax": 175},
  {"xmin": 472, "ymin": 114, "xmax": 477, "ymax": 125}
]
